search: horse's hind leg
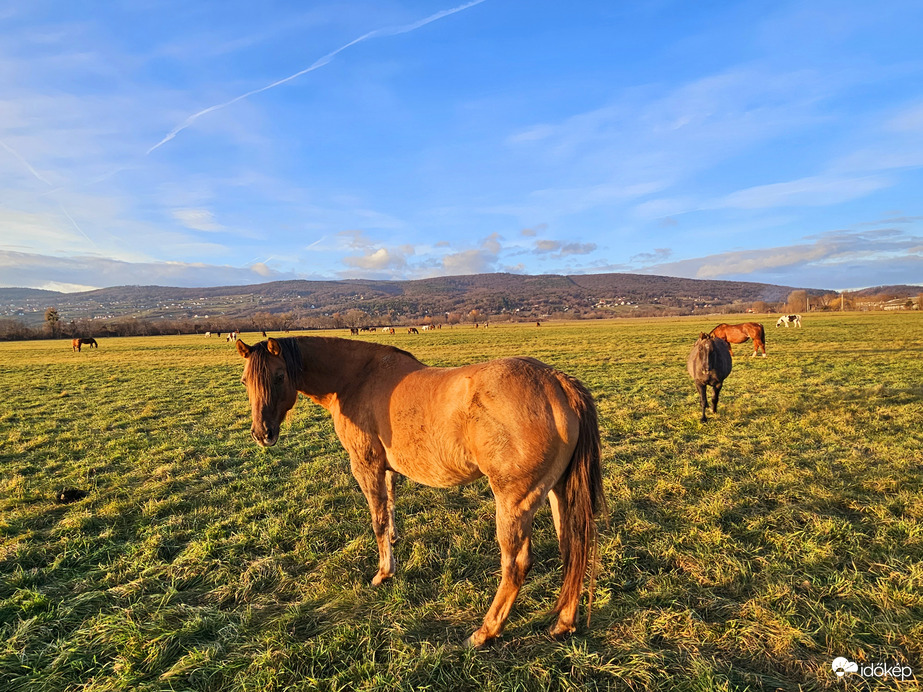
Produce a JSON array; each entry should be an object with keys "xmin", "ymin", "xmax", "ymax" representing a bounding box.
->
[
  {"xmin": 711, "ymin": 382, "xmax": 723, "ymax": 414},
  {"xmin": 464, "ymin": 500, "xmax": 537, "ymax": 648},
  {"xmin": 547, "ymin": 484, "xmax": 581, "ymax": 637},
  {"xmin": 386, "ymin": 469, "xmax": 398, "ymax": 544}
]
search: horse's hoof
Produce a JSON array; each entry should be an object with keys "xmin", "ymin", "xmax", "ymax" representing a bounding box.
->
[
  {"xmin": 549, "ymin": 622, "xmax": 576, "ymax": 640},
  {"xmin": 371, "ymin": 572, "xmax": 393, "ymax": 586},
  {"xmin": 462, "ymin": 629, "xmax": 492, "ymax": 649}
]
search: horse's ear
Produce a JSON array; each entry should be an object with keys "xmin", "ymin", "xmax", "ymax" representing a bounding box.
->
[
  {"xmin": 237, "ymin": 340, "xmax": 252, "ymax": 358},
  {"xmin": 700, "ymin": 332, "xmax": 708, "ymax": 340},
  {"xmin": 267, "ymin": 338, "xmax": 282, "ymax": 357}
]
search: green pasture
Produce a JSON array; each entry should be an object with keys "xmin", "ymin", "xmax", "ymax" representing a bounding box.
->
[{"xmin": 1, "ymin": 313, "xmax": 921, "ymax": 691}]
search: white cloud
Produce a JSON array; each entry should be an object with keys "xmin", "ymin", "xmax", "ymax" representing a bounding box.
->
[
  {"xmin": 342, "ymin": 247, "xmax": 408, "ymax": 271},
  {"xmin": 172, "ymin": 208, "xmax": 224, "ymax": 232},
  {"xmin": 442, "ymin": 249, "xmax": 496, "ymax": 275}
]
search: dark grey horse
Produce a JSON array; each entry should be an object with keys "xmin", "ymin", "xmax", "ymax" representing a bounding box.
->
[{"xmin": 686, "ymin": 333, "xmax": 732, "ymax": 422}]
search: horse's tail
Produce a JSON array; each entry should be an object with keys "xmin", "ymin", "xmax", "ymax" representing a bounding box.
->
[{"xmin": 552, "ymin": 372, "xmax": 608, "ymax": 626}]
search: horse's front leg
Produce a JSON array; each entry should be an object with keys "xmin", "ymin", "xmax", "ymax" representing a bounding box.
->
[
  {"xmin": 696, "ymin": 383, "xmax": 709, "ymax": 422},
  {"xmin": 350, "ymin": 456, "xmax": 396, "ymax": 586}
]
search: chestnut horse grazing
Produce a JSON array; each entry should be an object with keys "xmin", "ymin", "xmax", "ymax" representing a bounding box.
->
[
  {"xmin": 709, "ymin": 322, "xmax": 766, "ymax": 357},
  {"xmin": 237, "ymin": 336, "xmax": 606, "ymax": 648},
  {"xmin": 687, "ymin": 333, "xmax": 732, "ymax": 422},
  {"xmin": 71, "ymin": 337, "xmax": 98, "ymax": 352}
]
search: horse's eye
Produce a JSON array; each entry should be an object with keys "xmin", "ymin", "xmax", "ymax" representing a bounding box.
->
[{"xmin": 273, "ymin": 374, "xmax": 285, "ymax": 385}]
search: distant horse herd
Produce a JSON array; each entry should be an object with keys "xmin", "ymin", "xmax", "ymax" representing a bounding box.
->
[{"xmin": 64, "ymin": 313, "xmax": 804, "ymax": 647}]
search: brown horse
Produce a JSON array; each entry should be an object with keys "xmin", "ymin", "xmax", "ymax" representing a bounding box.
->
[
  {"xmin": 71, "ymin": 337, "xmax": 98, "ymax": 352},
  {"xmin": 237, "ymin": 336, "xmax": 606, "ymax": 648},
  {"xmin": 709, "ymin": 322, "xmax": 766, "ymax": 357},
  {"xmin": 687, "ymin": 333, "xmax": 732, "ymax": 422}
]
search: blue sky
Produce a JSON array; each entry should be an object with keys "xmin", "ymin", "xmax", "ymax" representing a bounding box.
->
[{"xmin": 1, "ymin": 0, "xmax": 921, "ymax": 293}]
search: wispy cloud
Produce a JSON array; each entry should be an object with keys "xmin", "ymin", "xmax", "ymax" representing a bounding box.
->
[
  {"xmin": 711, "ymin": 174, "xmax": 892, "ymax": 210},
  {"xmin": 533, "ymin": 239, "xmax": 597, "ymax": 257},
  {"xmin": 146, "ymin": 0, "xmax": 488, "ymax": 154},
  {"xmin": 633, "ymin": 228, "xmax": 923, "ymax": 289},
  {"xmin": 0, "ymin": 250, "xmax": 299, "ymax": 290}
]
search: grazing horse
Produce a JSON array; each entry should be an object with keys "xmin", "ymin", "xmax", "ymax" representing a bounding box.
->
[
  {"xmin": 71, "ymin": 337, "xmax": 98, "ymax": 352},
  {"xmin": 776, "ymin": 314, "xmax": 802, "ymax": 328},
  {"xmin": 236, "ymin": 337, "xmax": 606, "ymax": 648},
  {"xmin": 205, "ymin": 331, "xmax": 212, "ymax": 338},
  {"xmin": 687, "ymin": 333, "xmax": 732, "ymax": 423},
  {"xmin": 407, "ymin": 327, "xmax": 419, "ymax": 334},
  {"xmin": 349, "ymin": 327, "xmax": 360, "ymax": 335},
  {"xmin": 709, "ymin": 322, "xmax": 766, "ymax": 357}
]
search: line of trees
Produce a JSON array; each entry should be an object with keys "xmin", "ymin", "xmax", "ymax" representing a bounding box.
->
[{"xmin": 3, "ymin": 292, "xmax": 919, "ymax": 342}]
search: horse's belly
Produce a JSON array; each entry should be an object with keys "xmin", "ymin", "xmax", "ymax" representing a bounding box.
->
[{"xmin": 384, "ymin": 442, "xmax": 483, "ymax": 488}]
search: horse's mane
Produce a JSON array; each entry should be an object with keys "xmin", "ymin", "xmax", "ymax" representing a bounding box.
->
[
  {"xmin": 327, "ymin": 336, "xmax": 422, "ymax": 365},
  {"xmin": 249, "ymin": 336, "xmax": 422, "ymax": 388},
  {"xmin": 248, "ymin": 338, "xmax": 305, "ymax": 388}
]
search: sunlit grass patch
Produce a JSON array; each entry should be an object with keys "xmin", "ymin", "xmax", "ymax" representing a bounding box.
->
[{"xmin": 1, "ymin": 313, "xmax": 921, "ymax": 690}]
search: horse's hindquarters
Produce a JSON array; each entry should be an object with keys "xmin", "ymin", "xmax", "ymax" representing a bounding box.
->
[{"xmin": 382, "ymin": 359, "xmax": 579, "ymax": 491}]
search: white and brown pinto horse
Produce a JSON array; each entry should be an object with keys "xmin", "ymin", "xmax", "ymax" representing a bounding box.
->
[
  {"xmin": 776, "ymin": 314, "xmax": 802, "ymax": 328},
  {"xmin": 237, "ymin": 336, "xmax": 606, "ymax": 648}
]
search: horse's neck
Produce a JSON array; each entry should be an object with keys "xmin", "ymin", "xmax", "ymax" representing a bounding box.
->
[{"xmin": 295, "ymin": 337, "xmax": 418, "ymax": 401}]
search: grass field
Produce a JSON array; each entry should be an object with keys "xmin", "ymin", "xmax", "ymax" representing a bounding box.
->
[{"xmin": 2, "ymin": 313, "xmax": 922, "ymax": 691}]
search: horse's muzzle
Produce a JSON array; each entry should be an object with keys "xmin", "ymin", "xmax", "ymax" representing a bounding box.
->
[{"xmin": 251, "ymin": 428, "xmax": 278, "ymax": 447}]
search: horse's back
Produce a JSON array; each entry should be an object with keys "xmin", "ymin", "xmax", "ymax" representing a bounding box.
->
[{"xmin": 714, "ymin": 338, "xmax": 732, "ymax": 374}]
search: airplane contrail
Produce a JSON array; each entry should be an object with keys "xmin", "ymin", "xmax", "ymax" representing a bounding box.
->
[
  {"xmin": 1, "ymin": 138, "xmax": 97, "ymax": 247},
  {"xmin": 57, "ymin": 203, "xmax": 97, "ymax": 247},
  {"xmin": 0, "ymin": 139, "xmax": 53, "ymax": 186},
  {"xmin": 146, "ymin": 0, "xmax": 488, "ymax": 155}
]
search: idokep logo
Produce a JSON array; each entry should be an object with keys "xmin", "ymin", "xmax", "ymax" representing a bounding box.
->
[
  {"xmin": 832, "ymin": 657, "xmax": 914, "ymax": 681},
  {"xmin": 832, "ymin": 658, "xmax": 858, "ymax": 677}
]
